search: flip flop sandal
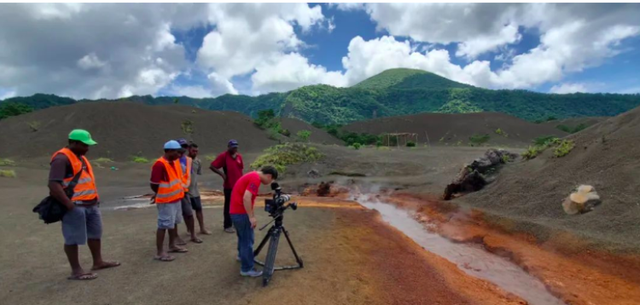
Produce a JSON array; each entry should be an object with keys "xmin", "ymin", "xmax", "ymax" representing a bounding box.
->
[
  {"xmin": 169, "ymin": 247, "xmax": 189, "ymax": 253},
  {"xmin": 154, "ymin": 255, "xmax": 175, "ymax": 262},
  {"xmin": 91, "ymin": 261, "xmax": 121, "ymax": 271},
  {"xmin": 68, "ymin": 273, "xmax": 98, "ymax": 281},
  {"xmin": 191, "ymin": 238, "xmax": 203, "ymax": 244}
]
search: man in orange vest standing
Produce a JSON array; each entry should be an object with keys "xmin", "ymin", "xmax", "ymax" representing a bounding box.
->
[
  {"xmin": 150, "ymin": 140, "xmax": 189, "ymax": 262},
  {"xmin": 48, "ymin": 129, "xmax": 120, "ymax": 280},
  {"xmin": 176, "ymin": 138, "xmax": 201, "ymax": 244}
]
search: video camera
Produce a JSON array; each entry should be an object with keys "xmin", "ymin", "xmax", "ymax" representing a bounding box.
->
[{"xmin": 264, "ymin": 182, "xmax": 297, "ymax": 217}]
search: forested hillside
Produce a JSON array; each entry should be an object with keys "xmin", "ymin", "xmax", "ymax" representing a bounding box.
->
[{"xmin": 3, "ymin": 68, "xmax": 640, "ymax": 124}]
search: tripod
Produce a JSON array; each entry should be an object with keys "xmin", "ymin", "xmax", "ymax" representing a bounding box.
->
[{"xmin": 253, "ymin": 206, "xmax": 304, "ymax": 287}]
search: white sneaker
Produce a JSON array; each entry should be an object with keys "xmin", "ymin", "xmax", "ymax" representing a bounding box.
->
[
  {"xmin": 240, "ymin": 269, "xmax": 263, "ymax": 277},
  {"xmin": 224, "ymin": 228, "xmax": 235, "ymax": 233}
]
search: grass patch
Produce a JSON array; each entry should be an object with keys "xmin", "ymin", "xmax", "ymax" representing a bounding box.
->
[
  {"xmin": 533, "ymin": 135, "xmax": 559, "ymax": 146},
  {"xmin": 0, "ymin": 169, "xmax": 16, "ymax": 178},
  {"xmin": 297, "ymin": 130, "xmax": 311, "ymax": 142},
  {"xmin": 27, "ymin": 120, "xmax": 40, "ymax": 132},
  {"xmin": 181, "ymin": 119, "xmax": 194, "ymax": 135},
  {"xmin": 131, "ymin": 156, "xmax": 150, "ymax": 164},
  {"xmin": 0, "ymin": 158, "xmax": 16, "ymax": 166},
  {"xmin": 329, "ymin": 171, "xmax": 366, "ymax": 177},
  {"xmin": 349, "ymin": 143, "xmax": 362, "ymax": 150},
  {"xmin": 94, "ymin": 157, "xmax": 114, "ymax": 163},
  {"xmin": 377, "ymin": 146, "xmax": 390, "ymax": 151},
  {"xmin": 250, "ymin": 143, "xmax": 323, "ymax": 175},
  {"xmin": 468, "ymin": 134, "xmax": 490, "ymax": 146},
  {"xmin": 554, "ymin": 140, "xmax": 575, "ymax": 158},
  {"xmin": 494, "ymin": 128, "xmax": 508, "ymax": 137},
  {"xmin": 204, "ymin": 155, "xmax": 217, "ymax": 162},
  {"xmin": 522, "ymin": 137, "xmax": 573, "ymax": 160},
  {"xmin": 522, "ymin": 146, "xmax": 545, "ymax": 160}
]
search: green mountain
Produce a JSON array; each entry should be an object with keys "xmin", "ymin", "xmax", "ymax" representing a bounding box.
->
[
  {"xmin": 354, "ymin": 68, "xmax": 471, "ymax": 90},
  {"xmin": 2, "ymin": 68, "xmax": 640, "ymax": 124}
]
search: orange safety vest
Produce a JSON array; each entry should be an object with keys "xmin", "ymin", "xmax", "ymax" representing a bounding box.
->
[
  {"xmin": 180, "ymin": 157, "xmax": 193, "ymax": 192},
  {"xmin": 155, "ymin": 157, "xmax": 184, "ymax": 204},
  {"xmin": 51, "ymin": 148, "xmax": 99, "ymax": 202}
]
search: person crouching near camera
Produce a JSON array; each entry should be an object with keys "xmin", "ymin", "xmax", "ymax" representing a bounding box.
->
[{"xmin": 230, "ymin": 166, "xmax": 278, "ymax": 277}]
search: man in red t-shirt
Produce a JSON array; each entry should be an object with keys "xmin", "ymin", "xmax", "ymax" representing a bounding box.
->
[
  {"xmin": 230, "ymin": 166, "xmax": 278, "ymax": 277},
  {"xmin": 210, "ymin": 139, "xmax": 244, "ymax": 233}
]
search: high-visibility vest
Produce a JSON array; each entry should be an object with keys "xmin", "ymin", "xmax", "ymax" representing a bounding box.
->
[
  {"xmin": 180, "ymin": 157, "xmax": 192, "ymax": 192},
  {"xmin": 51, "ymin": 148, "xmax": 98, "ymax": 202},
  {"xmin": 155, "ymin": 157, "xmax": 185, "ymax": 204}
]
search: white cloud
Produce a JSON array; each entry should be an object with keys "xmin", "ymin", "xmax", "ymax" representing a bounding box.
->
[
  {"xmin": 362, "ymin": 3, "xmax": 524, "ymax": 58},
  {"xmin": 197, "ymin": 4, "xmax": 325, "ymax": 79},
  {"xmin": 0, "ymin": 4, "xmax": 203, "ymax": 99},
  {"xmin": 0, "ymin": 89, "xmax": 16, "ymax": 100},
  {"xmin": 550, "ymin": 83, "xmax": 589, "ymax": 94},
  {"xmin": 251, "ymin": 52, "xmax": 347, "ymax": 93},
  {"xmin": 456, "ymin": 24, "xmax": 522, "ymax": 60},
  {"xmin": 340, "ymin": 36, "xmax": 488, "ymax": 87},
  {"xmin": 77, "ymin": 53, "xmax": 106, "ymax": 70},
  {"xmin": 617, "ymin": 86, "xmax": 640, "ymax": 94},
  {"xmin": 208, "ymin": 72, "xmax": 239, "ymax": 96},
  {"xmin": 165, "ymin": 85, "xmax": 212, "ymax": 98},
  {"xmin": 332, "ymin": 3, "xmax": 366, "ymax": 11},
  {"xmin": 1, "ymin": 3, "xmax": 639, "ymax": 99},
  {"xmin": 356, "ymin": 3, "xmax": 640, "ymax": 83}
]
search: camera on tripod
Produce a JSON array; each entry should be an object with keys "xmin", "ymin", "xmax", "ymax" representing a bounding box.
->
[
  {"xmin": 264, "ymin": 182, "xmax": 297, "ymax": 216},
  {"xmin": 254, "ymin": 182, "xmax": 303, "ymax": 287}
]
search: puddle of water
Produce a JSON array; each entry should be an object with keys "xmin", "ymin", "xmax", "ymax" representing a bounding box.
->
[
  {"xmin": 112, "ymin": 198, "xmax": 154, "ymax": 210},
  {"xmin": 359, "ymin": 198, "xmax": 565, "ymax": 305}
]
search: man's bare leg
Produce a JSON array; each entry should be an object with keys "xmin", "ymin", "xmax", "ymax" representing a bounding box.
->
[
  {"xmin": 155, "ymin": 229, "xmax": 175, "ymax": 261},
  {"xmin": 174, "ymin": 224, "xmax": 186, "ymax": 245},
  {"xmin": 64, "ymin": 244, "xmax": 96, "ymax": 280},
  {"xmin": 168, "ymin": 227, "xmax": 187, "ymax": 252},
  {"xmin": 196, "ymin": 211, "xmax": 211, "ymax": 234},
  {"xmin": 184, "ymin": 215, "xmax": 201, "ymax": 243},
  {"xmin": 88, "ymin": 239, "xmax": 120, "ymax": 270},
  {"xmin": 157, "ymin": 229, "xmax": 166, "ymax": 256}
]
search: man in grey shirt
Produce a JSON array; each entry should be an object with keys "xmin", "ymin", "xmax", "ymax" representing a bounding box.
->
[{"xmin": 188, "ymin": 143, "xmax": 211, "ymax": 235}]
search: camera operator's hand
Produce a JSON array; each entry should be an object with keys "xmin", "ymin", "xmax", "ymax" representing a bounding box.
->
[{"xmin": 249, "ymin": 216, "xmax": 257, "ymax": 229}]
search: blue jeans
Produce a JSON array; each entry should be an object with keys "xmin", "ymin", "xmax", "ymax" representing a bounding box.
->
[{"xmin": 231, "ymin": 213, "xmax": 254, "ymax": 272}]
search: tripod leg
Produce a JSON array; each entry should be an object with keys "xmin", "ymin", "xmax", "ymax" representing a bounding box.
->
[
  {"xmin": 263, "ymin": 228, "xmax": 281, "ymax": 287},
  {"xmin": 253, "ymin": 226, "xmax": 274, "ymax": 257},
  {"xmin": 282, "ymin": 227, "xmax": 303, "ymax": 268}
]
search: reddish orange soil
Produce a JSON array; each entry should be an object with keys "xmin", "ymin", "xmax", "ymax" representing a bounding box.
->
[
  {"xmin": 323, "ymin": 198, "xmax": 527, "ymax": 305},
  {"xmin": 387, "ymin": 194, "xmax": 640, "ymax": 305}
]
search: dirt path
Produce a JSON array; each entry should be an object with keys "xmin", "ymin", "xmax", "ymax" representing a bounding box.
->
[{"xmin": 0, "ymin": 183, "xmax": 525, "ymax": 305}]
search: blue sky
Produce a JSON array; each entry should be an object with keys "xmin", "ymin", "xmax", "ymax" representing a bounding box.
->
[{"xmin": 0, "ymin": 3, "xmax": 639, "ymax": 100}]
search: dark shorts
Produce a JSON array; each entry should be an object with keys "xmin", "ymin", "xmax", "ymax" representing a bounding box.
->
[
  {"xmin": 190, "ymin": 196, "xmax": 202, "ymax": 212},
  {"xmin": 181, "ymin": 195, "xmax": 194, "ymax": 217},
  {"xmin": 61, "ymin": 205, "xmax": 102, "ymax": 245}
]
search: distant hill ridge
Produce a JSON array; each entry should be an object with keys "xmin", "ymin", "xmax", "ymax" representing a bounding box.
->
[{"xmin": 3, "ymin": 68, "xmax": 640, "ymax": 124}]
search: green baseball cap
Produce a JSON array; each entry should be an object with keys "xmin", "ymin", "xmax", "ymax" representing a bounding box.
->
[{"xmin": 68, "ymin": 129, "xmax": 97, "ymax": 146}]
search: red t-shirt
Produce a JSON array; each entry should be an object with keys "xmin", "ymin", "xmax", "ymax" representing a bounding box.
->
[
  {"xmin": 150, "ymin": 158, "xmax": 170, "ymax": 184},
  {"xmin": 211, "ymin": 151, "xmax": 244, "ymax": 189},
  {"xmin": 230, "ymin": 171, "xmax": 261, "ymax": 215}
]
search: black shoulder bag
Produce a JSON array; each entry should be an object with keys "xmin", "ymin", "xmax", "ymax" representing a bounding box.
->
[{"xmin": 32, "ymin": 159, "xmax": 85, "ymax": 224}]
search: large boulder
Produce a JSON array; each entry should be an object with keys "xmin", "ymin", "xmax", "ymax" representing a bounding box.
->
[
  {"xmin": 443, "ymin": 149, "xmax": 516, "ymax": 200},
  {"xmin": 562, "ymin": 185, "xmax": 601, "ymax": 215}
]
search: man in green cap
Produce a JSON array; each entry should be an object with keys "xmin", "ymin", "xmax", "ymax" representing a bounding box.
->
[{"xmin": 48, "ymin": 129, "xmax": 120, "ymax": 280}]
